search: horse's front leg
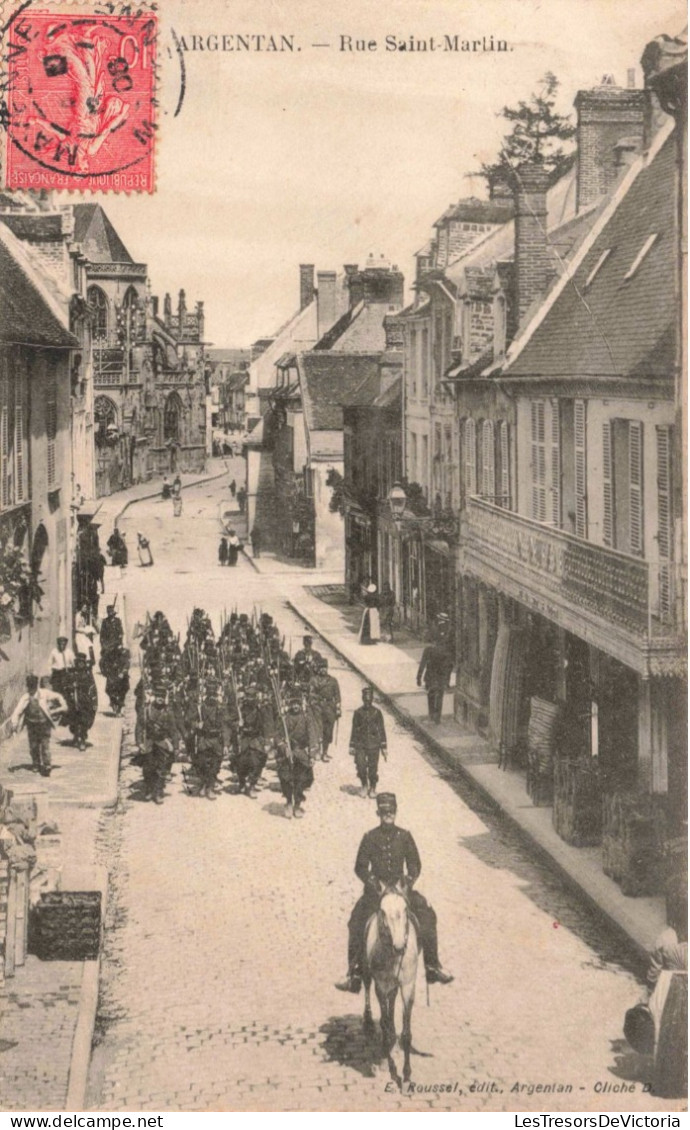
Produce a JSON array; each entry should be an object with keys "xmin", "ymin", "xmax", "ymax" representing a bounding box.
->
[
  {"xmin": 363, "ymin": 978, "xmax": 375, "ymax": 1036},
  {"xmin": 401, "ymin": 989, "xmax": 414, "ymax": 1083}
]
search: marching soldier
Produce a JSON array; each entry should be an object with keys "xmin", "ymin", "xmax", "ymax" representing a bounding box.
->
[
  {"xmin": 100, "ymin": 605, "xmax": 124, "ymax": 676},
  {"xmin": 141, "ymin": 683, "xmax": 178, "ymax": 804},
  {"xmin": 308, "ymin": 657, "xmax": 341, "ymax": 762},
  {"xmin": 105, "ymin": 647, "xmax": 130, "ymax": 716},
  {"xmin": 67, "ymin": 653, "xmax": 98, "ymax": 750},
  {"xmin": 349, "ymin": 686, "xmax": 388, "ymax": 798},
  {"xmin": 293, "ymin": 635, "xmax": 323, "ymax": 687},
  {"xmin": 336, "ymin": 792, "xmax": 454, "ymax": 992},
  {"xmin": 232, "ymin": 686, "xmax": 269, "ymax": 798},
  {"xmin": 189, "ymin": 678, "xmax": 229, "ymax": 799},
  {"xmin": 276, "ymin": 690, "xmax": 318, "ymax": 819}
]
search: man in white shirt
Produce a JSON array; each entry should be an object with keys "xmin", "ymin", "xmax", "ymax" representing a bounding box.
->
[
  {"xmin": 10, "ymin": 675, "xmax": 67, "ymax": 776},
  {"xmin": 49, "ymin": 636, "xmax": 75, "ymax": 698}
]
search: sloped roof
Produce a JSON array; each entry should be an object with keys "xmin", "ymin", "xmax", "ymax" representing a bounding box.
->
[
  {"xmin": 313, "ymin": 301, "xmax": 391, "ymax": 353},
  {"xmin": 207, "ymin": 347, "xmax": 250, "ymax": 365},
  {"xmin": 0, "ymin": 222, "xmax": 77, "ymax": 348},
  {"xmin": 72, "ymin": 204, "xmax": 134, "ymax": 263},
  {"xmin": 299, "ymin": 353, "xmax": 381, "ymax": 431},
  {"xmin": 433, "ymin": 196, "xmax": 515, "ymax": 227},
  {"xmin": 506, "ymin": 126, "xmax": 677, "ymax": 380}
]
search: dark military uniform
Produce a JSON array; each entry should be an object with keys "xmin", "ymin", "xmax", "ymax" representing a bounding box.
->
[
  {"xmin": 142, "ymin": 700, "xmax": 177, "ymax": 803},
  {"xmin": 190, "ymin": 694, "xmax": 228, "ymax": 796},
  {"xmin": 100, "ymin": 612, "xmax": 124, "ymax": 677},
  {"xmin": 68, "ymin": 659, "xmax": 98, "ymax": 749},
  {"xmin": 232, "ymin": 691, "xmax": 268, "ymax": 796},
  {"xmin": 349, "ymin": 701, "xmax": 387, "ymax": 792},
  {"xmin": 308, "ymin": 668, "xmax": 341, "ymax": 759},
  {"xmin": 417, "ymin": 642, "xmax": 454, "ymax": 724},
  {"xmin": 276, "ymin": 705, "xmax": 316, "ymax": 811},
  {"xmin": 346, "ymin": 823, "xmax": 442, "ymax": 977},
  {"xmin": 293, "ymin": 643, "xmax": 323, "ymax": 686}
]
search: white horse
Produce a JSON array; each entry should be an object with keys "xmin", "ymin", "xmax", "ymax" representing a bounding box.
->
[{"xmin": 363, "ymin": 882, "xmax": 420, "ymax": 1084}]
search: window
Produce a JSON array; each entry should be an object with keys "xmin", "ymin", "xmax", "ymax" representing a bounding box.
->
[
  {"xmin": 463, "ymin": 417, "xmax": 476, "ymax": 499},
  {"xmin": 420, "ymin": 327, "xmax": 429, "ymax": 397},
  {"xmin": 623, "ymin": 234, "xmax": 659, "ymax": 281},
  {"xmin": 164, "ymin": 392, "xmax": 183, "ymax": 442},
  {"xmin": 408, "ymin": 327, "xmax": 417, "ymax": 397},
  {"xmin": 550, "ymin": 398, "xmax": 561, "ymax": 527},
  {"xmin": 0, "ymin": 353, "xmax": 30, "ymax": 509},
  {"xmin": 87, "ymin": 286, "xmax": 109, "ymax": 342},
  {"xmin": 584, "ymin": 249, "xmax": 612, "ymax": 289},
  {"xmin": 603, "ymin": 418, "xmax": 644, "ymax": 555},
  {"xmin": 481, "ymin": 419, "xmax": 495, "ymax": 501},
  {"xmin": 497, "ymin": 421, "xmax": 510, "ymax": 509},
  {"xmin": 46, "ymin": 365, "xmax": 58, "ymax": 488},
  {"xmin": 530, "ymin": 401, "xmax": 547, "ymax": 522},
  {"xmin": 657, "ymin": 426, "xmax": 673, "ymax": 619},
  {"xmin": 409, "ymin": 431, "xmax": 417, "ymax": 482},
  {"xmin": 574, "ymin": 400, "xmax": 587, "ymax": 538},
  {"xmin": 421, "ymin": 434, "xmax": 429, "ymax": 492}
]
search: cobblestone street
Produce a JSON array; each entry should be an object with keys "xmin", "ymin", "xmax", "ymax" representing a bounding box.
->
[{"xmin": 86, "ymin": 477, "xmax": 669, "ymax": 1112}]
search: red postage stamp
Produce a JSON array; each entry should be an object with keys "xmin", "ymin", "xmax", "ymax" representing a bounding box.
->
[{"xmin": 3, "ymin": 9, "xmax": 157, "ymax": 192}]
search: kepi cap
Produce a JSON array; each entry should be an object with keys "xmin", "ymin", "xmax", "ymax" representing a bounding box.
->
[{"xmin": 376, "ymin": 792, "xmax": 397, "ymax": 813}]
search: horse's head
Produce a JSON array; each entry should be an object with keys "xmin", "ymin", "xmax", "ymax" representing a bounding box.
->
[{"xmin": 378, "ymin": 883, "xmax": 409, "ymax": 955}]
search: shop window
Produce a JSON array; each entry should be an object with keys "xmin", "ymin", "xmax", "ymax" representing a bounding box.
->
[{"xmin": 87, "ymin": 286, "xmax": 109, "ymax": 342}]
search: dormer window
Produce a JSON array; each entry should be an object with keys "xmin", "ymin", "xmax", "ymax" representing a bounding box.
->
[
  {"xmin": 623, "ymin": 234, "xmax": 659, "ymax": 281},
  {"xmin": 584, "ymin": 249, "xmax": 612, "ymax": 289}
]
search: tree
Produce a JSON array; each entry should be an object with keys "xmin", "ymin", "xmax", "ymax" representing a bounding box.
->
[{"xmin": 480, "ymin": 72, "xmax": 576, "ymax": 190}]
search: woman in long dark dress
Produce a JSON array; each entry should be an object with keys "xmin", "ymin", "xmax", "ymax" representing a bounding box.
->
[
  {"xmin": 226, "ymin": 530, "xmax": 241, "ymax": 567},
  {"xmin": 218, "ymin": 537, "xmax": 228, "ymax": 566},
  {"xmin": 647, "ymin": 882, "xmax": 688, "ymax": 1098},
  {"xmin": 358, "ymin": 583, "xmax": 381, "ymax": 645}
]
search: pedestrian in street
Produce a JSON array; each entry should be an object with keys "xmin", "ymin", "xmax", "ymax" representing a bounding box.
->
[
  {"xmin": 105, "ymin": 647, "xmax": 130, "ymax": 716},
  {"xmin": 380, "ymin": 581, "xmax": 397, "ymax": 642},
  {"xmin": 226, "ymin": 529, "xmax": 242, "ymax": 567},
  {"xmin": 250, "ymin": 524, "xmax": 262, "ymax": 558},
  {"xmin": 308, "ymin": 657, "xmax": 341, "ymax": 762},
  {"xmin": 276, "ymin": 691, "xmax": 317, "ymax": 819},
  {"xmin": 67, "ymin": 654, "xmax": 98, "ymax": 750},
  {"xmin": 10, "ymin": 675, "xmax": 67, "ymax": 777},
  {"xmin": 172, "ymin": 474, "xmax": 182, "ymax": 497},
  {"xmin": 236, "ymin": 486, "xmax": 247, "ymax": 514},
  {"xmin": 74, "ymin": 604, "xmax": 97, "ymax": 666},
  {"xmin": 161, "ymin": 476, "xmax": 172, "ymax": 500},
  {"xmin": 358, "ymin": 583, "xmax": 381, "ymax": 645},
  {"xmin": 335, "ymin": 792, "xmax": 454, "ymax": 992},
  {"xmin": 349, "ymin": 686, "xmax": 387, "ymax": 798},
  {"xmin": 218, "ymin": 536, "xmax": 228, "ymax": 567},
  {"xmin": 173, "ymin": 494, "xmax": 183, "ymax": 518},
  {"xmin": 100, "ymin": 604, "xmax": 124, "ymax": 677},
  {"xmin": 107, "ymin": 528, "xmax": 128, "ymax": 568},
  {"xmin": 229, "ymin": 479, "xmax": 236, "ymax": 498},
  {"xmin": 137, "ymin": 532, "xmax": 154, "ymax": 567},
  {"xmin": 416, "ymin": 638, "xmax": 454, "ymax": 724},
  {"xmin": 49, "ymin": 635, "xmax": 75, "ymax": 698}
]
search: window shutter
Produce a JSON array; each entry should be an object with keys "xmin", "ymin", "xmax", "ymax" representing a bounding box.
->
[
  {"xmin": 14, "ymin": 368, "xmax": 25, "ymax": 503},
  {"xmin": 0, "ymin": 357, "xmax": 8, "ymax": 509},
  {"xmin": 602, "ymin": 421, "xmax": 614, "ymax": 547},
  {"xmin": 629, "ymin": 421, "xmax": 643, "ymax": 556},
  {"xmin": 531, "ymin": 401, "xmax": 546, "ymax": 522},
  {"xmin": 499, "ymin": 420, "xmax": 510, "ymax": 509},
  {"xmin": 656, "ymin": 426, "xmax": 672, "ymax": 619},
  {"xmin": 464, "ymin": 418, "xmax": 476, "ymax": 497},
  {"xmin": 482, "ymin": 419, "xmax": 495, "ymax": 501},
  {"xmin": 574, "ymin": 400, "xmax": 587, "ymax": 538},
  {"xmin": 550, "ymin": 399, "xmax": 561, "ymax": 527},
  {"xmin": 46, "ymin": 367, "xmax": 57, "ymax": 488}
]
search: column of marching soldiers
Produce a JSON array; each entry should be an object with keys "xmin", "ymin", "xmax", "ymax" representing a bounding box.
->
[{"xmin": 133, "ymin": 607, "xmax": 342, "ymax": 818}]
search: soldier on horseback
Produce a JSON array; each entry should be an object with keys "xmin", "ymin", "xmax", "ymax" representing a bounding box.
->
[{"xmin": 335, "ymin": 792, "xmax": 454, "ymax": 991}]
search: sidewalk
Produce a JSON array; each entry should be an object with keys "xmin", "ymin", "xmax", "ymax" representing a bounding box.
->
[
  {"xmin": 91, "ymin": 457, "xmax": 231, "ymax": 538},
  {"xmin": 286, "ymin": 582, "xmax": 667, "ymax": 964},
  {"xmin": 0, "ymin": 594, "xmax": 125, "ymax": 1109}
]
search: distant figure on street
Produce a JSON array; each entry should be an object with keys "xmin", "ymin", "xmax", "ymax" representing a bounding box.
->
[
  {"xmin": 49, "ymin": 636, "xmax": 75, "ymax": 698},
  {"xmin": 218, "ymin": 536, "xmax": 228, "ymax": 566},
  {"xmin": 161, "ymin": 476, "xmax": 171, "ymax": 500},
  {"xmin": 173, "ymin": 495, "xmax": 183, "ymax": 517},
  {"xmin": 358, "ymin": 583, "xmax": 381, "ymax": 646},
  {"xmin": 349, "ymin": 686, "xmax": 387, "ymax": 798},
  {"xmin": 137, "ymin": 532, "xmax": 154, "ymax": 567},
  {"xmin": 172, "ymin": 474, "xmax": 182, "ymax": 498},
  {"xmin": 10, "ymin": 675, "xmax": 67, "ymax": 777},
  {"xmin": 236, "ymin": 486, "xmax": 247, "ymax": 514},
  {"xmin": 226, "ymin": 530, "xmax": 242, "ymax": 567},
  {"xmin": 107, "ymin": 528, "xmax": 128, "ymax": 567},
  {"xmin": 229, "ymin": 479, "xmax": 237, "ymax": 498},
  {"xmin": 250, "ymin": 525, "xmax": 262, "ymax": 558},
  {"xmin": 380, "ymin": 581, "xmax": 396, "ymax": 642},
  {"xmin": 417, "ymin": 639, "xmax": 454, "ymax": 724},
  {"xmin": 67, "ymin": 654, "xmax": 98, "ymax": 750},
  {"xmin": 105, "ymin": 647, "xmax": 130, "ymax": 717}
]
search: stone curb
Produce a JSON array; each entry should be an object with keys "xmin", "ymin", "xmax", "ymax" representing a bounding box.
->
[
  {"xmin": 65, "ymin": 864, "xmax": 109, "ymax": 1111},
  {"xmin": 109, "ymin": 465, "xmax": 231, "ymax": 529},
  {"xmin": 286, "ymin": 597, "xmax": 649, "ymax": 971}
]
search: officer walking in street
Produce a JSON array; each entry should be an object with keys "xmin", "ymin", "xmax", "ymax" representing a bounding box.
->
[
  {"xmin": 349, "ymin": 686, "xmax": 387, "ymax": 798},
  {"xmin": 68, "ymin": 653, "xmax": 98, "ymax": 750},
  {"xmin": 141, "ymin": 683, "xmax": 178, "ymax": 804},
  {"xmin": 276, "ymin": 690, "xmax": 317, "ymax": 819},
  {"xmin": 417, "ymin": 636, "xmax": 454, "ymax": 724},
  {"xmin": 336, "ymin": 792, "xmax": 454, "ymax": 992}
]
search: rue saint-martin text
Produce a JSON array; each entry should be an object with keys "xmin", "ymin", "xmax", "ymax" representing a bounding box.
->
[{"xmin": 179, "ymin": 34, "xmax": 511, "ymax": 54}]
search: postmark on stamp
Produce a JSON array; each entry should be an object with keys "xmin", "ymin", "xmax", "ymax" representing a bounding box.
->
[{"xmin": 3, "ymin": 7, "xmax": 157, "ymax": 192}]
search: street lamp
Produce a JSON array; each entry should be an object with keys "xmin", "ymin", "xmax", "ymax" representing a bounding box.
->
[{"xmin": 388, "ymin": 482, "xmax": 407, "ymax": 520}]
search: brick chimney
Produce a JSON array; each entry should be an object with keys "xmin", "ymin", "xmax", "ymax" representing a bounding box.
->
[
  {"xmin": 316, "ymin": 270, "xmax": 337, "ymax": 340},
  {"xmin": 299, "ymin": 264, "xmax": 314, "ymax": 311},
  {"xmin": 511, "ymin": 164, "xmax": 550, "ymax": 329},
  {"xmin": 346, "ymin": 257, "xmax": 404, "ymax": 308},
  {"xmin": 574, "ymin": 76, "xmax": 645, "ymax": 210}
]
